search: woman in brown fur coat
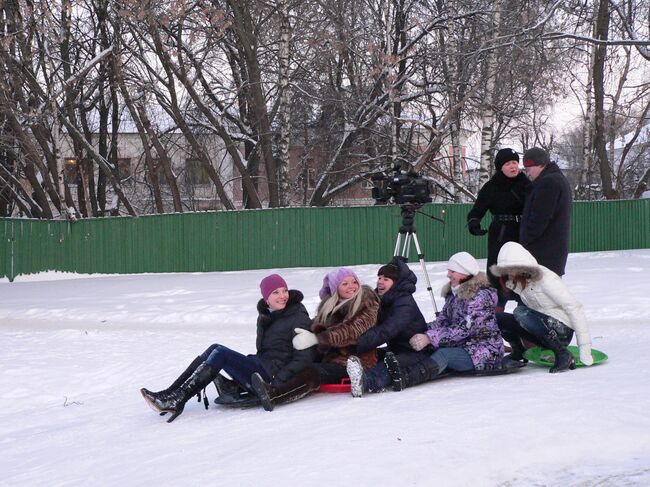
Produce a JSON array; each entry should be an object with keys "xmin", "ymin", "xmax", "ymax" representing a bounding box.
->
[
  {"xmin": 293, "ymin": 268, "xmax": 380, "ymax": 384},
  {"xmin": 252, "ymin": 268, "xmax": 379, "ymax": 411}
]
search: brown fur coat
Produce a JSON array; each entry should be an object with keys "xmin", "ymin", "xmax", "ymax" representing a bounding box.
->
[{"xmin": 312, "ymin": 285, "xmax": 380, "ymax": 369}]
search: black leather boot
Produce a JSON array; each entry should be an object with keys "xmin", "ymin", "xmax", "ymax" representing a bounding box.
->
[
  {"xmin": 497, "ymin": 313, "xmax": 538, "ymax": 362},
  {"xmin": 251, "ymin": 367, "xmax": 321, "ymax": 412},
  {"xmin": 140, "ymin": 356, "xmax": 203, "ymax": 412},
  {"xmin": 385, "ymin": 352, "xmax": 441, "ymax": 391},
  {"xmin": 384, "ymin": 352, "xmax": 405, "ymax": 391},
  {"xmin": 144, "ymin": 363, "xmax": 217, "ymax": 422},
  {"xmin": 402, "ymin": 358, "xmax": 441, "ymax": 388},
  {"xmin": 501, "ymin": 330, "xmax": 529, "ymax": 362},
  {"xmin": 541, "ymin": 330, "xmax": 576, "ymax": 373}
]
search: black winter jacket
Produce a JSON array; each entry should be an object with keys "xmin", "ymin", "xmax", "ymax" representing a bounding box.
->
[
  {"xmin": 519, "ymin": 163, "xmax": 572, "ymax": 276},
  {"xmin": 356, "ymin": 257, "xmax": 427, "ymax": 355},
  {"xmin": 467, "ymin": 171, "xmax": 529, "ymax": 267},
  {"xmin": 255, "ymin": 290, "xmax": 314, "ymax": 387}
]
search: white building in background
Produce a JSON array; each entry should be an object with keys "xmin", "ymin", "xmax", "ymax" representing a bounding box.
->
[{"xmin": 59, "ymin": 106, "xmax": 235, "ymax": 215}]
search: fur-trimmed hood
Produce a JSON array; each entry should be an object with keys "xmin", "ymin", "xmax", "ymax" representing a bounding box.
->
[
  {"xmin": 441, "ymin": 272, "xmax": 492, "ymax": 301},
  {"xmin": 489, "ymin": 241, "xmax": 543, "ymax": 281}
]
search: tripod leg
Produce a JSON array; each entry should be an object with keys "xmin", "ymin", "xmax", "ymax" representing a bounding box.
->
[
  {"xmin": 394, "ymin": 233, "xmax": 404, "ymax": 257},
  {"xmin": 402, "ymin": 233, "xmax": 412, "ymax": 258},
  {"xmin": 411, "ymin": 233, "xmax": 439, "ymax": 315}
]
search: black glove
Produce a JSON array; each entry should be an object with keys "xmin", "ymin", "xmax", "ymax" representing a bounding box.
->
[{"xmin": 468, "ymin": 218, "xmax": 488, "ymax": 236}]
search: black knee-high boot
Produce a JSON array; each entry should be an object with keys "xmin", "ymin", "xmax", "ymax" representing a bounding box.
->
[
  {"xmin": 251, "ymin": 368, "xmax": 321, "ymax": 412},
  {"xmin": 143, "ymin": 363, "xmax": 217, "ymax": 422},
  {"xmin": 140, "ymin": 356, "xmax": 203, "ymax": 408},
  {"xmin": 497, "ymin": 313, "xmax": 539, "ymax": 362},
  {"xmin": 384, "ymin": 352, "xmax": 441, "ymax": 391},
  {"xmin": 541, "ymin": 330, "xmax": 576, "ymax": 373}
]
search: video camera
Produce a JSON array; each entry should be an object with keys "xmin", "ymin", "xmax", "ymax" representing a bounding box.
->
[{"xmin": 371, "ymin": 164, "xmax": 432, "ymax": 205}]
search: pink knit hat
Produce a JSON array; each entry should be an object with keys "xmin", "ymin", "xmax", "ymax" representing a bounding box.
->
[
  {"xmin": 319, "ymin": 268, "xmax": 360, "ymax": 300},
  {"xmin": 260, "ymin": 274, "xmax": 288, "ymax": 301}
]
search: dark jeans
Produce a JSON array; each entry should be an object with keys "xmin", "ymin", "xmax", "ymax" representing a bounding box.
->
[
  {"xmin": 497, "ymin": 305, "xmax": 573, "ymax": 347},
  {"xmin": 200, "ymin": 344, "xmax": 270, "ymax": 389},
  {"xmin": 430, "ymin": 347, "xmax": 474, "ymax": 373},
  {"xmin": 513, "ymin": 305, "xmax": 573, "ymax": 346}
]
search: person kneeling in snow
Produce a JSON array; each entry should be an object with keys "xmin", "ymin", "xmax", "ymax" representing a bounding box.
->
[
  {"xmin": 491, "ymin": 241, "xmax": 593, "ymax": 372},
  {"xmin": 384, "ymin": 252, "xmax": 505, "ymax": 390},
  {"xmin": 345, "ymin": 257, "xmax": 429, "ymax": 397},
  {"xmin": 140, "ymin": 274, "xmax": 317, "ymax": 422}
]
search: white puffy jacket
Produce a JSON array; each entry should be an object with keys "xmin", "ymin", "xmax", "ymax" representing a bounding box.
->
[{"xmin": 490, "ymin": 241, "xmax": 593, "ymax": 365}]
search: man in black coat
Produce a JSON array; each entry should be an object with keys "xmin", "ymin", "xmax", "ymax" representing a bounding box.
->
[
  {"xmin": 347, "ymin": 256, "xmax": 429, "ymax": 396},
  {"xmin": 519, "ymin": 147, "xmax": 572, "ymax": 276}
]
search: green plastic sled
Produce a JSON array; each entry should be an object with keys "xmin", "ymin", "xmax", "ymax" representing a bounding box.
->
[{"xmin": 523, "ymin": 345, "xmax": 608, "ymax": 367}]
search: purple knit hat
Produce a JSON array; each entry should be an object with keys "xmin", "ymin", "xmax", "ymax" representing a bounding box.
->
[
  {"xmin": 319, "ymin": 268, "xmax": 360, "ymax": 300},
  {"xmin": 260, "ymin": 274, "xmax": 288, "ymax": 301}
]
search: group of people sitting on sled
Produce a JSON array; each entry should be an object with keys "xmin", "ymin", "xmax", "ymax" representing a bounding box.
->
[{"xmin": 140, "ymin": 147, "xmax": 593, "ymax": 422}]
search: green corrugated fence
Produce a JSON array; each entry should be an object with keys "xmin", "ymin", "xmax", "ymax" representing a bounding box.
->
[{"xmin": 1, "ymin": 200, "xmax": 649, "ymax": 281}]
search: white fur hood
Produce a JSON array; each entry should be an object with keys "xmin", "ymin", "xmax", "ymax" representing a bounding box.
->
[{"xmin": 490, "ymin": 242, "xmax": 592, "ymax": 352}]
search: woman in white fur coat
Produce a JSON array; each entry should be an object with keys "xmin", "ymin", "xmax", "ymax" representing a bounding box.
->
[{"xmin": 490, "ymin": 241, "xmax": 593, "ymax": 372}]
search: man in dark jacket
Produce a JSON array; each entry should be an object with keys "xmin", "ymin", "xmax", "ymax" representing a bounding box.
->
[
  {"xmin": 346, "ymin": 256, "xmax": 429, "ymax": 396},
  {"xmin": 519, "ymin": 147, "xmax": 572, "ymax": 276}
]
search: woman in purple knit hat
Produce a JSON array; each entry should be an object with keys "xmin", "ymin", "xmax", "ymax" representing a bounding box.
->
[
  {"xmin": 251, "ymin": 267, "xmax": 379, "ymax": 412},
  {"xmin": 140, "ymin": 273, "xmax": 317, "ymax": 422},
  {"xmin": 291, "ymin": 268, "xmax": 380, "ymax": 383}
]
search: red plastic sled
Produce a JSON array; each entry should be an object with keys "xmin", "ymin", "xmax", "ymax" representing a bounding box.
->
[{"xmin": 318, "ymin": 378, "xmax": 351, "ymax": 393}]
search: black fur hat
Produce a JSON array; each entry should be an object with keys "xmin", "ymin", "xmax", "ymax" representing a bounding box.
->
[{"xmin": 494, "ymin": 148, "xmax": 519, "ymax": 171}]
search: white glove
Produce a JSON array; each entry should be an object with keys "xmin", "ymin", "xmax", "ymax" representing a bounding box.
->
[
  {"xmin": 292, "ymin": 328, "xmax": 318, "ymax": 350},
  {"xmin": 579, "ymin": 344, "xmax": 593, "ymax": 366},
  {"xmin": 409, "ymin": 333, "xmax": 431, "ymax": 351}
]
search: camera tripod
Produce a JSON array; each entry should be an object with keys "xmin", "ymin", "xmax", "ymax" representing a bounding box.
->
[{"xmin": 393, "ymin": 203, "xmax": 440, "ymax": 315}]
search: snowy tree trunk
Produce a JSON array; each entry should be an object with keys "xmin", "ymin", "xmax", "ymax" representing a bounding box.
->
[
  {"xmin": 581, "ymin": 43, "xmax": 595, "ymax": 200},
  {"xmin": 449, "ymin": 116, "xmax": 463, "ymax": 202},
  {"xmin": 478, "ymin": 6, "xmax": 501, "ymax": 190},
  {"xmin": 277, "ymin": 1, "xmax": 292, "ymax": 207},
  {"xmin": 592, "ymin": 0, "xmax": 616, "ymax": 199}
]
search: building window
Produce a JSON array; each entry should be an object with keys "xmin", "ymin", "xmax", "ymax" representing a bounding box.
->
[
  {"xmin": 64, "ymin": 158, "xmax": 80, "ymax": 184},
  {"xmin": 146, "ymin": 159, "xmax": 169, "ymax": 186},
  {"xmin": 185, "ymin": 158, "xmax": 210, "ymax": 185},
  {"xmin": 307, "ymin": 167, "xmax": 317, "ymax": 189},
  {"xmin": 117, "ymin": 158, "xmax": 132, "ymax": 182}
]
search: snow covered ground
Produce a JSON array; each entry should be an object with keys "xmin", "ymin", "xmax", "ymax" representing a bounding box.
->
[{"xmin": 1, "ymin": 249, "xmax": 650, "ymax": 487}]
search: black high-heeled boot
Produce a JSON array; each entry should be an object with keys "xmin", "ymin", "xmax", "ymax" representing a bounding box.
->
[
  {"xmin": 140, "ymin": 356, "xmax": 203, "ymax": 412},
  {"xmin": 144, "ymin": 363, "xmax": 217, "ymax": 422}
]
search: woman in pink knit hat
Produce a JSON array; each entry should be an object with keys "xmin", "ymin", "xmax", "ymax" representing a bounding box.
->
[
  {"xmin": 251, "ymin": 268, "xmax": 379, "ymax": 411},
  {"xmin": 140, "ymin": 273, "xmax": 318, "ymax": 422}
]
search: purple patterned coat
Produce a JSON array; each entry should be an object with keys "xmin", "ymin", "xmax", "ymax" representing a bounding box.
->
[{"xmin": 425, "ymin": 273, "xmax": 504, "ymax": 370}]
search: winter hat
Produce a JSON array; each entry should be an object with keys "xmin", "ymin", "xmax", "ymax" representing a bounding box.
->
[
  {"xmin": 377, "ymin": 263, "xmax": 400, "ymax": 282},
  {"xmin": 523, "ymin": 147, "xmax": 551, "ymax": 167},
  {"xmin": 447, "ymin": 251, "xmax": 480, "ymax": 276},
  {"xmin": 319, "ymin": 268, "xmax": 360, "ymax": 300},
  {"xmin": 494, "ymin": 148, "xmax": 519, "ymax": 171},
  {"xmin": 260, "ymin": 274, "xmax": 288, "ymax": 301}
]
